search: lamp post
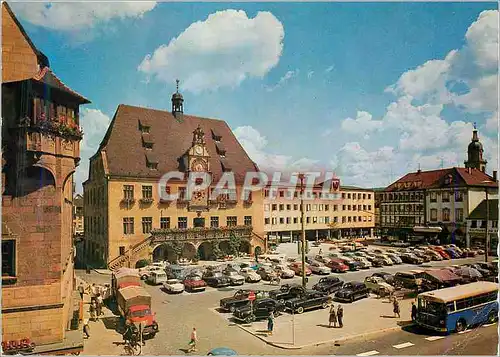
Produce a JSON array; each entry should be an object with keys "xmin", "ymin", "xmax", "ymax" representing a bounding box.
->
[
  {"xmin": 298, "ymin": 173, "xmax": 307, "ymax": 288},
  {"xmin": 485, "ymin": 187, "xmax": 489, "ymax": 263}
]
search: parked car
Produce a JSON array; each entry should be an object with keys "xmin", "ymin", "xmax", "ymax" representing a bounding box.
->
[
  {"xmin": 162, "ymin": 279, "xmax": 185, "ymax": 294},
  {"xmin": 445, "ymin": 248, "xmax": 461, "ymax": 259},
  {"xmin": 315, "ymin": 255, "xmax": 331, "ymax": 264},
  {"xmin": 274, "ymin": 264, "xmax": 295, "ymax": 279},
  {"xmin": 423, "ymin": 249, "xmax": 443, "ymax": 261},
  {"xmin": 375, "ymin": 254, "xmax": 394, "ymax": 266},
  {"xmin": 364, "ymin": 276, "xmax": 394, "ymax": 296},
  {"xmin": 289, "ymin": 262, "xmax": 312, "ymax": 276},
  {"xmin": 385, "ymin": 253, "xmax": 403, "ymax": 264},
  {"xmin": 285, "ymin": 290, "xmax": 331, "ymax": 314},
  {"xmin": 334, "ymin": 281, "xmax": 369, "ymax": 303},
  {"xmin": 400, "ymin": 253, "xmax": 423, "ymax": 265},
  {"xmin": 269, "ymin": 284, "xmax": 307, "ymax": 303},
  {"xmin": 220, "ymin": 290, "xmax": 270, "ymax": 312},
  {"xmin": 365, "ymin": 255, "xmax": 385, "ymax": 267},
  {"xmin": 239, "ymin": 267, "xmax": 261, "ymax": 283},
  {"xmin": 431, "ymin": 247, "xmax": 451, "ymax": 259},
  {"xmin": 309, "ymin": 261, "xmax": 331, "ymax": 275},
  {"xmin": 352, "ymin": 256, "xmax": 372, "ymax": 269},
  {"xmin": 203, "ymin": 271, "xmax": 231, "ymax": 287},
  {"xmin": 232, "ymin": 298, "xmax": 285, "ymax": 323},
  {"xmin": 224, "ymin": 271, "xmax": 245, "ymax": 286},
  {"xmin": 412, "ymin": 250, "xmax": 432, "ymax": 262},
  {"xmin": 371, "ymin": 272, "xmax": 395, "ymax": 285},
  {"xmin": 139, "ymin": 266, "xmax": 164, "ymax": 280},
  {"xmin": 313, "ymin": 276, "xmax": 344, "ymax": 294},
  {"xmin": 461, "ymin": 248, "xmax": 476, "ymax": 257},
  {"xmin": 394, "ymin": 271, "xmax": 424, "ymax": 289},
  {"xmin": 147, "ymin": 271, "xmax": 169, "ymax": 285},
  {"xmin": 326, "ymin": 259, "xmax": 349, "ymax": 273},
  {"xmin": 338, "ymin": 257, "xmax": 360, "ymax": 271},
  {"xmin": 256, "ymin": 266, "xmax": 278, "ymax": 281},
  {"xmin": 183, "ymin": 274, "xmax": 207, "ymax": 292}
]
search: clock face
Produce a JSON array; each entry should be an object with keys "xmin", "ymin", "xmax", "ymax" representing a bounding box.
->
[{"xmin": 195, "ymin": 145, "xmax": 203, "ymax": 155}]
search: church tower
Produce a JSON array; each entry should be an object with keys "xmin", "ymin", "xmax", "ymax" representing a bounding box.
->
[
  {"xmin": 171, "ymin": 79, "xmax": 184, "ymax": 120},
  {"xmin": 464, "ymin": 123, "xmax": 487, "ymax": 172}
]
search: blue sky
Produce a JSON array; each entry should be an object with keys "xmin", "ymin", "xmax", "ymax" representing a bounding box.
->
[{"xmin": 11, "ymin": 2, "xmax": 499, "ymax": 192}]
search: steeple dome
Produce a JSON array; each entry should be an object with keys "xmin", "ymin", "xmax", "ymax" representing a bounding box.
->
[
  {"xmin": 465, "ymin": 122, "xmax": 487, "ymax": 172},
  {"xmin": 171, "ymin": 79, "xmax": 184, "ymax": 119}
]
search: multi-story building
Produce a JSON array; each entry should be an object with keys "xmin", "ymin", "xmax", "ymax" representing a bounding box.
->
[
  {"xmin": 373, "ymin": 187, "xmax": 385, "ymax": 237},
  {"xmin": 380, "ymin": 126, "xmax": 498, "ymax": 244},
  {"xmin": 466, "ymin": 199, "xmax": 498, "ymax": 252},
  {"xmin": 1, "ymin": 3, "xmax": 89, "ymax": 353},
  {"xmin": 73, "ymin": 194, "xmax": 84, "ymax": 237},
  {"xmin": 83, "ymin": 87, "xmax": 265, "ymax": 270},
  {"xmin": 264, "ymin": 184, "xmax": 375, "ymax": 242}
]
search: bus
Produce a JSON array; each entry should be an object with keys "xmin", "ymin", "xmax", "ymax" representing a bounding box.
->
[{"xmin": 416, "ymin": 281, "xmax": 498, "ymax": 333}]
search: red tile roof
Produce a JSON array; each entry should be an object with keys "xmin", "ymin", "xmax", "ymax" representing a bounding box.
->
[
  {"xmin": 32, "ymin": 67, "xmax": 90, "ymax": 104},
  {"xmin": 385, "ymin": 167, "xmax": 497, "ymax": 191},
  {"xmin": 99, "ymin": 104, "xmax": 259, "ymax": 183}
]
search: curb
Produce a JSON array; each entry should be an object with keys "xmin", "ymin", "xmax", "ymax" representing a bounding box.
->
[{"xmin": 237, "ymin": 323, "xmax": 414, "ymax": 350}]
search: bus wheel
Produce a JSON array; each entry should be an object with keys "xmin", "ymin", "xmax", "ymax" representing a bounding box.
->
[
  {"xmin": 455, "ymin": 319, "xmax": 467, "ymax": 332},
  {"xmin": 488, "ymin": 310, "xmax": 498, "ymax": 323}
]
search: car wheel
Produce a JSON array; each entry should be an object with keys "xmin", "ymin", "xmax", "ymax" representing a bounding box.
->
[
  {"xmin": 141, "ymin": 275, "xmax": 147, "ymax": 280},
  {"xmin": 279, "ymin": 299, "xmax": 285, "ymax": 305},
  {"xmin": 296, "ymin": 306, "xmax": 304, "ymax": 314},
  {"xmin": 455, "ymin": 319, "xmax": 467, "ymax": 332},
  {"xmin": 488, "ymin": 310, "xmax": 498, "ymax": 323},
  {"xmin": 245, "ymin": 315, "xmax": 255, "ymax": 323}
]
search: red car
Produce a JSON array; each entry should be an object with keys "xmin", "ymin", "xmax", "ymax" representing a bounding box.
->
[
  {"xmin": 431, "ymin": 247, "xmax": 451, "ymax": 259},
  {"xmin": 326, "ymin": 259, "xmax": 349, "ymax": 273},
  {"xmin": 183, "ymin": 274, "xmax": 207, "ymax": 292},
  {"xmin": 289, "ymin": 262, "xmax": 312, "ymax": 276}
]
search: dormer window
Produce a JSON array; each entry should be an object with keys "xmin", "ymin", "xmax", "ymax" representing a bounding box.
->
[
  {"xmin": 215, "ymin": 142, "xmax": 226, "ymax": 157},
  {"xmin": 142, "ymin": 133, "xmax": 154, "ymax": 149},
  {"xmin": 142, "ymin": 126, "xmax": 150, "ymax": 133},
  {"xmin": 211, "ymin": 129, "xmax": 222, "ymax": 142},
  {"xmin": 145, "ymin": 152, "xmax": 158, "ymax": 170},
  {"xmin": 444, "ymin": 174, "xmax": 453, "ymax": 185},
  {"xmin": 139, "ymin": 120, "xmax": 151, "ymax": 133}
]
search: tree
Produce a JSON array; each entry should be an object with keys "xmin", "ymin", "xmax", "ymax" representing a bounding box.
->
[
  {"xmin": 135, "ymin": 259, "xmax": 150, "ymax": 269},
  {"xmin": 211, "ymin": 241, "xmax": 223, "ymax": 260},
  {"xmin": 228, "ymin": 232, "xmax": 242, "ymax": 257},
  {"xmin": 168, "ymin": 241, "xmax": 184, "ymax": 261}
]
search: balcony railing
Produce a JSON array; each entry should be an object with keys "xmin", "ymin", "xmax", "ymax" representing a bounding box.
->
[
  {"xmin": 150, "ymin": 225, "xmax": 253, "ymax": 242},
  {"xmin": 139, "ymin": 197, "xmax": 154, "ymax": 204}
]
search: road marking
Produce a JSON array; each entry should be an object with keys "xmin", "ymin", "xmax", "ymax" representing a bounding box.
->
[
  {"xmin": 425, "ymin": 336, "xmax": 445, "ymax": 341},
  {"xmin": 356, "ymin": 350, "xmax": 380, "ymax": 356},
  {"xmin": 458, "ymin": 330, "xmax": 471, "ymax": 334},
  {"xmin": 392, "ymin": 342, "xmax": 415, "ymax": 349}
]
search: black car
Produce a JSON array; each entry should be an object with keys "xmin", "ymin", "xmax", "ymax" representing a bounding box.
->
[
  {"xmin": 285, "ymin": 290, "xmax": 331, "ymax": 314},
  {"xmin": 339, "ymin": 258, "xmax": 360, "ymax": 271},
  {"xmin": 269, "ymin": 284, "xmax": 307, "ymax": 303},
  {"xmin": 334, "ymin": 281, "xmax": 369, "ymax": 303},
  {"xmin": 203, "ymin": 271, "xmax": 231, "ymax": 287},
  {"xmin": 219, "ymin": 290, "xmax": 269, "ymax": 312},
  {"xmin": 313, "ymin": 276, "xmax": 344, "ymax": 294},
  {"xmin": 232, "ymin": 298, "xmax": 285, "ymax": 323},
  {"xmin": 371, "ymin": 272, "xmax": 395, "ymax": 285}
]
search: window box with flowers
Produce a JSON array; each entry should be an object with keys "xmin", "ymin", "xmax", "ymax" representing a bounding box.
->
[{"xmin": 34, "ymin": 113, "xmax": 83, "ymax": 140}]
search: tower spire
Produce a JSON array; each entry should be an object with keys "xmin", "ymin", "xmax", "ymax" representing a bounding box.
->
[
  {"xmin": 171, "ymin": 79, "xmax": 184, "ymax": 120},
  {"xmin": 176, "ymin": 79, "xmax": 180, "ymax": 93}
]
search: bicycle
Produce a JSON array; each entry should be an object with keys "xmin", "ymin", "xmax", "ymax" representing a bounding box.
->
[{"xmin": 123, "ymin": 327, "xmax": 142, "ymax": 356}]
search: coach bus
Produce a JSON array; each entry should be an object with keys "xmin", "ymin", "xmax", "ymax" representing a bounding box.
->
[{"xmin": 416, "ymin": 281, "xmax": 498, "ymax": 333}]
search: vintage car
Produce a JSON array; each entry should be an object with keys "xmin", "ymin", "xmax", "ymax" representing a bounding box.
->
[
  {"xmin": 224, "ymin": 271, "xmax": 245, "ymax": 286},
  {"xmin": 163, "ymin": 279, "xmax": 185, "ymax": 294},
  {"xmin": 385, "ymin": 253, "xmax": 403, "ymax": 264},
  {"xmin": 400, "ymin": 253, "xmax": 423, "ymax": 265},
  {"xmin": 374, "ymin": 254, "xmax": 394, "ymax": 266},
  {"xmin": 219, "ymin": 290, "xmax": 270, "ymax": 312},
  {"xmin": 412, "ymin": 250, "xmax": 432, "ymax": 262},
  {"xmin": 232, "ymin": 298, "xmax": 285, "ymax": 323},
  {"xmin": 326, "ymin": 259, "xmax": 349, "ymax": 273},
  {"xmin": 352, "ymin": 256, "xmax": 372, "ymax": 269},
  {"xmin": 285, "ymin": 290, "xmax": 331, "ymax": 314},
  {"xmin": 274, "ymin": 264, "xmax": 295, "ymax": 279},
  {"xmin": 239, "ymin": 267, "xmax": 261, "ymax": 283},
  {"xmin": 365, "ymin": 255, "xmax": 385, "ymax": 267},
  {"xmin": 183, "ymin": 274, "xmax": 207, "ymax": 292},
  {"xmin": 334, "ymin": 281, "xmax": 369, "ymax": 303},
  {"xmin": 203, "ymin": 271, "xmax": 231, "ymax": 288},
  {"xmin": 289, "ymin": 262, "xmax": 312, "ymax": 276},
  {"xmin": 364, "ymin": 276, "xmax": 394, "ymax": 296},
  {"xmin": 147, "ymin": 271, "xmax": 169, "ymax": 285},
  {"xmin": 308, "ymin": 261, "xmax": 331, "ymax": 275},
  {"xmin": 423, "ymin": 249, "xmax": 443, "ymax": 261},
  {"xmin": 256, "ymin": 266, "xmax": 278, "ymax": 281},
  {"xmin": 371, "ymin": 272, "xmax": 395, "ymax": 285},
  {"xmin": 394, "ymin": 271, "xmax": 424, "ymax": 289},
  {"xmin": 312, "ymin": 276, "xmax": 344, "ymax": 294},
  {"xmin": 269, "ymin": 284, "xmax": 307, "ymax": 303},
  {"xmin": 337, "ymin": 257, "xmax": 360, "ymax": 271},
  {"xmin": 139, "ymin": 266, "xmax": 164, "ymax": 280}
]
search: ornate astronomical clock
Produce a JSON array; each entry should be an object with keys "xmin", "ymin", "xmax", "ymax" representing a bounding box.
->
[{"xmin": 186, "ymin": 125, "xmax": 210, "ymax": 211}]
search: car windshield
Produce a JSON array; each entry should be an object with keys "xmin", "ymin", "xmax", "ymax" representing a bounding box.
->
[
  {"xmin": 213, "ymin": 273, "xmax": 223, "ymax": 278},
  {"xmin": 130, "ymin": 308, "xmax": 152, "ymax": 318},
  {"xmin": 188, "ymin": 276, "xmax": 201, "ymax": 281},
  {"xmin": 343, "ymin": 283, "xmax": 353, "ymax": 289}
]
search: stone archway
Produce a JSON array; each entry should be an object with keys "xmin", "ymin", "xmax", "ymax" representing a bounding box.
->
[
  {"xmin": 239, "ymin": 240, "xmax": 251, "ymax": 255},
  {"xmin": 152, "ymin": 243, "xmax": 176, "ymax": 262},
  {"xmin": 197, "ymin": 242, "xmax": 213, "ymax": 261},
  {"xmin": 182, "ymin": 242, "xmax": 196, "ymax": 261},
  {"xmin": 219, "ymin": 240, "xmax": 230, "ymax": 255}
]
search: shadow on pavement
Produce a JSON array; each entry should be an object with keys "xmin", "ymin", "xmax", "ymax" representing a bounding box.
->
[
  {"xmin": 102, "ymin": 316, "xmax": 125, "ymax": 334},
  {"xmin": 217, "ymin": 287, "xmax": 235, "ymax": 292},
  {"xmin": 402, "ymin": 323, "xmax": 435, "ymax": 336},
  {"xmin": 316, "ymin": 324, "xmax": 335, "ymax": 328}
]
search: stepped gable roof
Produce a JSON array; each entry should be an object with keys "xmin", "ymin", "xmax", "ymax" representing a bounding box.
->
[
  {"xmin": 32, "ymin": 67, "xmax": 90, "ymax": 103},
  {"xmin": 99, "ymin": 104, "xmax": 259, "ymax": 183}
]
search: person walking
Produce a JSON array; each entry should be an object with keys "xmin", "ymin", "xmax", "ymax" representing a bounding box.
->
[
  {"xmin": 411, "ymin": 301, "xmax": 418, "ymax": 321},
  {"xmin": 187, "ymin": 327, "xmax": 197, "ymax": 353},
  {"xmin": 78, "ymin": 282, "xmax": 85, "ymax": 300},
  {"xmin": 90, "ymin": 283, "xmax": 97, "ymax": 304},
  {"xmin": 319, "ymin": 248, "xmax": 323, "ymax": 255},
  {"xmin": 267, "ymin": 311, "xmax": 275, "ymax": 336},
  {"xmin": 96, "ymin": 294, "xmax": 103, "ymax": 316},
  {"xmin": 337, "ymin": 305, "xmax": 344, "ymax": 328},
  {"xmin": 89, "ymin": 302, "xmax": 96, "ymax": 321},
  {"xmin": 83, "ymin": 319, "xmax": 90, "ymax": 339},
  {"xmin": 393, "ymin": 298, "xmax": 400, "ymax": 318},
  {"xmin": 328, "ymin": 305, "xmax": 337, "ymax": 328}
]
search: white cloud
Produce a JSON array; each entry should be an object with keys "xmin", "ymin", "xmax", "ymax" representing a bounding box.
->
[
  {"xmin": 340, "ymin": 111, "xmax": 383, "ymax": 138},
  {"xmin": 484, "ymin": 111, "xmax": 499, "ymax": 133},
  {"xmin": 265, "ymin": 70, "xmax": 299, "ymax": 92},
  {"xmin": 74, "ymin": 108, "xmax": 112, "ymax": 192},
  {"xmin": 138, "ymin": 10, "xmax": 284, "ymax": 93},
  {"xmin": 11, "ymin": 2, "xmax": 157, "ymax": 31},
  {"xmin": 464, "ymin": 10, "xmax": 499, "ymax": 71}
]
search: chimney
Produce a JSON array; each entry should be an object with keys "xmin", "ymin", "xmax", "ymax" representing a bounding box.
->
[{"xmin": 493, "ymin": 171, "xmax": 497, "ymax": 181}]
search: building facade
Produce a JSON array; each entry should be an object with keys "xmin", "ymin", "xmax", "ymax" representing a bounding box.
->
[
  {"xmin": 83, "ymin": 90, "xmax": 266, "ymax": 270},
  {"xmin": 1, "ymin": 3, "xmax": 88, "ymax": 353},
  {"xmin": 264, "ymin": 184, "xmax": 375, "ymax": 242},
  {"xmin": 73, "ymin": 194, "xmax": 84, "ymax": 237},
  {"xmin": 466, "ymin": 199, "xmax": 498, "ymax": 253}
]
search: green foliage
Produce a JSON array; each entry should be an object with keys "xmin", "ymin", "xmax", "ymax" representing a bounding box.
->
[
  {"xmin": 135, "ymin": 259, "xmax": 150, "ymax": 269},
  {"xmin": 228, "ymin": 232, "xmax": 242, "ymax": 257},
  {"xmin": 169, "ymin": 241, "xmax": 184, "ymax": 260},
  {"xmin": 211, "ymin": 241, "xmax": 223, "ymax": 260}
]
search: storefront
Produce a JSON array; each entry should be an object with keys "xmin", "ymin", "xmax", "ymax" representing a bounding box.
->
[{"xmin": 467, "ymin": 228, "xmax": 498, "ymax": 255}]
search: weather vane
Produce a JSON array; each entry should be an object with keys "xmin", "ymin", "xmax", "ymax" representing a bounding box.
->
[{"xmin": 176, "ymin": 79, "xmax": 180, "ymax": 93}]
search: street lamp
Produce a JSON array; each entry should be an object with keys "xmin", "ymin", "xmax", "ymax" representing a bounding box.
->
[{"xmin": 298, "ymin": 173, "xmax": 307, "ymax": 288}]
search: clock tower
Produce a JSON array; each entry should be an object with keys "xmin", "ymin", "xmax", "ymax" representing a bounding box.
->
[{"xmin": 185, "ymin": 125, "xmax": 210, "ymax": 211}]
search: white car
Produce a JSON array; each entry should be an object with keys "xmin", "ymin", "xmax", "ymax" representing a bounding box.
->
[
  {"xmin": 239, "ymin": 267, "xmax": 261, "ymax": 283},
  {"xmin": 375, "ymin": 254, "xmax": 394, "ymax": 266},
  {"xmin": 352, "ymin": 256, "xmax": 372, "ymax": 268},
  {"xmin": 139, "ymin": 266, "xmax": 164, "ymax": 280},
  {"xmin": 274, "ymin": 264, "xmax": 296, "ymax": 279},
  {"xmin": 225, "ymin": 271, "xmax": 245, "ymax": 285},
  {"xmin": 151, "ymin": 261, "xmax": 169, "ymax": 269},
  {"xmin": 386, "ymin": 253, "xmax": 403, "ymax": 264},
  {"xmin": 163, "ymin": 279, "xmax": 185, "ymax": 294},
  {"xmin": 308, "ymin": 261, "xmax": 331, "ymax": 275}
]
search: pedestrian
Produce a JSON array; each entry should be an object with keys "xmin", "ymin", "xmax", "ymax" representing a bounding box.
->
[
  {"xmin": 328, "ymin": 305, "xmax": 337, "ymax": 328},
  {"xmin": 337, "ymin": 305, "xmax": 344, "ymax": 328},
  {"xmin": 393, "ymin": 298, "xmax": 400, "ymax": 318},
  {"xmin": 90, "ymin": 283, "xmax": 97, "ymax": 304},
  {"xmin": 319, "ymin": 248, "xmax": 323, "ymax": 255},
  {"xmin": 96, "ymin": 294, "xmax": 103, "ymax": 316},
  {"xmin": 411, "ymin": 302, "xmax": 418, "ymax": 321},
  {"xmin": 78, "ymin": 282, "xmax": 85, "ymax": 300},
  {"xmin": 83, "ymin": 319, "xmax": 90, "ymax": 339},
  {"xmin": 89, "ymin": 302, "xmax": 96, "ymax": 321},
  {"xmin": 187, "ymin": 327, "xmax": 197, "ymax": 353},
  {"xmin": 267, "ymin": 311, "xmax": 275, "ymax": 335}
]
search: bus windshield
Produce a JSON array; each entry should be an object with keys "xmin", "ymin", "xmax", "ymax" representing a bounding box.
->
[{"xmin": 418, "ymin": 298, "xmax": 446, "ymax": 316}]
